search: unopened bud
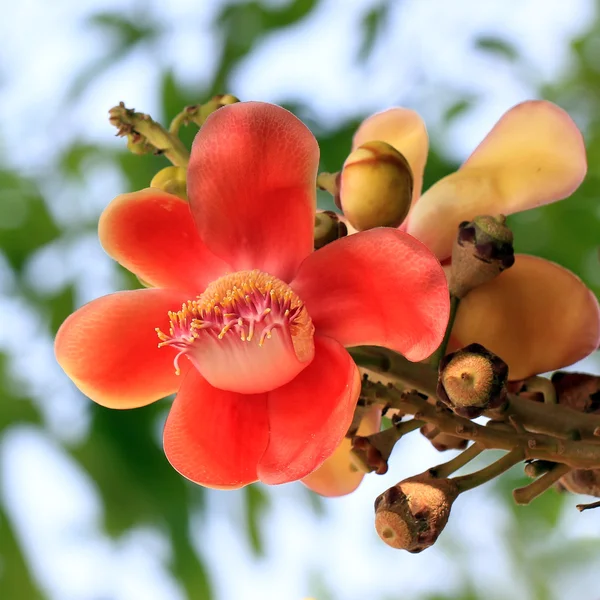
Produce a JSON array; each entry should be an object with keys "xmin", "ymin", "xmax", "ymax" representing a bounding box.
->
[
  {"xmin": 126, "ymin": 132, "xmax": 154, "ymax": 155},
  {"xmin": 314, "ymin": 210, "xmax": 348, "ymax": 249},
  {"xmin": 338, "ymin": 141, "xmax": 413, "ymax": 231},
  {"xmin": 150, "ymin": 166, "xmax": 187, "ymax": 200},
  {"xmin": 420, "ymin": 423, "xmax": 468, "ymax": 452},
  {"xmin": 450, "ymin": 215, "xmax": 515, "ymax": 298},
  {"xmin": 438, "ymin": 343, "xmax": 508, "ymax": 418},
  {"xmin": 374, "ymin": 474, "xmax": 459, "ymax": 552},
  {"xmin": 196, "ymin": 94, "xmax": 240, "ymax": 125},
  {"xmin": 524, "ymin": 460, "xmax": 557, "ymax": 478},
  {"xmin": 560, "ymin": 468, "xmax": 600, "ymax": 498},
  {"xmin": 551, "ymin": 372, "xmax": 600, "ymax": 414}
]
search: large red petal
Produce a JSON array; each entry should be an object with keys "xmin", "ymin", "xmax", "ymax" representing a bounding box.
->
[
  {"xmin": 55, "ymin": 289, "xmax": 191, "ymax": 408},
  {"xmin": 257, "ymin": 336, "xmax": 360, "ymax": 484},
  {"xmin": 187, "ymin": 102, "xmax": 319, "ymax": 282},
  {"xmin": 163, "ymin": 370, "xmax": 269, "ymax": 489},
  {"xmin": 99, "ymin": 189, "xmax": 230, "ymax": 291},
  {"xmin": 291, "ymin": 228, "xmax": 450, "ymax": 361}
]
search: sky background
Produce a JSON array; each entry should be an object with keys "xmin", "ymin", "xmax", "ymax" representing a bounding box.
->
[{"xmin": 1, "ymin": 1, "xmax": 600, "ymax": 599}]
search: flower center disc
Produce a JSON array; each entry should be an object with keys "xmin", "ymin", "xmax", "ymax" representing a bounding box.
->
[{"xmin": 157, "ymin": 270, "xmax": 315, "ymax": 393}]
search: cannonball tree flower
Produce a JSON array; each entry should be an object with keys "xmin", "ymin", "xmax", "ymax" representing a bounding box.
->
[
  {"xmin": 306, "ymin": 100, "xmax": 600, "ymax": 497},
  {"xmin": 54, "ymin": 102, "xmax": 450, "ymax": 489}
]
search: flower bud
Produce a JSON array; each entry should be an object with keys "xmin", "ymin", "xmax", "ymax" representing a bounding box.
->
[
  {"xmin": 338, "ymin": 141, "xmax": 413, "ymax": 231},
  {"xmin": 438, "ymin": 343, "xmax": 508, "ymax": 418},
  {"xmin": 551, "ymin": 372, "xmax": 600, "ymax": 414},
  {"xmin": 313, "ymin": 210, "xmax": 348, "ymax": 250},
  {"xmin": 126, "ymin": 132, "xmax": 154, "ymax": 155},
  {"xmin": 150, "ymin": 166, "xmax": 187, "ymax": 200},
  {"xmin": 420, "ymin": 423, "xmax": 468, "ymax": 452},
  {"xmin": 450, "ymin": 215, "xmax": 515, "ymax": 298},
  {"xmin": 374, "ymin": 474, "xmax": 459, "ymax": 552},
  {"xmin": 560, "ymin": 468, "xmax": 600, "ymax": 498}
]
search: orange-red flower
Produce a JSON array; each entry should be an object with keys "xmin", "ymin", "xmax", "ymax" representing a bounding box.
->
[{"xmin": 55, "ymin": 102, "xmax": 450, "ymax": 489}]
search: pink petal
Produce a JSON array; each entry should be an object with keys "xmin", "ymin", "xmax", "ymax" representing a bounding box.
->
[
  {"xmin": 291, "ymin": 228, "xmax": 450, "ymax": 361},
  {"xmin": 55, "ymin": 289, "xmax": 191, "ymax": 408},
  {"xmin": 187, "ymin": 102, "xmax": 319, "ymax": 282},
  {"xmin": 257, "ymin": 336, "xmax": 360, "ymax": 484},
  {"xmin": 352, "ymin": 108, "xmax": 429, "ymax": 203},
  {"xmin": 408, "ymin": 100, "xmax": 587, "ymax": 259},
  {"xmin": 451, "ymin": 255, "xmax": 600, "ymax": 380},
  {"xmin": 163, "ymin": 370, "xmax": 269, "ymax": 489},
  {"xmin": 99, "ymin": 189, "xmax": 230, "ymax": 291}
]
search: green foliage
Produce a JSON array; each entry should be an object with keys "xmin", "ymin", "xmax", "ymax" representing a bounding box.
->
[
  {"xmin": 358, "ymin": 2, "xmax": 390, "ymax": 62},
  {"xmin": 474, "ymin": 36, "xmax": 519, "ymax": 62}
]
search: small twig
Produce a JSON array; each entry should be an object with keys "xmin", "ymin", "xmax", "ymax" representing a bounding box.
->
[
  {"xmin": 513, "ymin": 463, "xmax": 571, "ymax": 505},
  {"xmin": 577, "ymin": 500, "xmax": 600, "ymax": 512},
  {"xmin": 429, "ymin": 443, "xmax": 484, "ymax": 479},
  {"xmin": 452, "ymin": 448, "xmax": 524, "ymax": 493},
  {"xmin": 428, "ymin": 294, "xmax": 460, "ymax": 368},
  {"xmin": 109, "ymin": 103, "xmax": 190, "ymax": 167}
]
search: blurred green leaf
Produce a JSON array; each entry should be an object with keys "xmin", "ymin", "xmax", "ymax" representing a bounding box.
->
[
  {"xmin": 244, "ymin": 484, "xmax": 270, "ymax": 555},
  {"xmin": 0, "ymin": 171, "xmax": 60, "ymax": 274},
  {"xmin": 474, "ymin": 36, "xmax": 519, "ymax": 61},
  {"xmin": 358, "ymin": 2, "xmax": 389, "ymax": 62},
  {"xmin": 68, "ymin": 11, "xmax": 160, "ymax": 100},
  {"xmin": 212, "ymin": 0, "xmax": 320, "ymax": 94},
  {"xmin": 70, "ymin": 403, "xmax": 212, "ymax": 599},
  {"xmin": 0, "ymin": 504, "xmax": 44, "ymax": 600}
]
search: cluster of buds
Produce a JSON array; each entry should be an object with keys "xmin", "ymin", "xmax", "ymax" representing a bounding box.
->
[{"xmin": 110, "ymin": 93, "xmax": 600, "ymax": 556}]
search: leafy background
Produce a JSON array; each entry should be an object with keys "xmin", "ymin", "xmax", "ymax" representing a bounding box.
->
[{"xmin": 1, "ymin": 0, "xmax": 600, "ymax": 599}]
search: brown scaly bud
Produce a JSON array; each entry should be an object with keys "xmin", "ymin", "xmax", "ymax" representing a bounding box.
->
[
  {"xmin": 420, "ymin": 423, "xmax": 468, "ymax": 452},
  {"xmin": 351, "ymin": 436, "xmax": 388, "ymax": 475},
  {"xmin": 314, "ymin": 210, "xmax": 348, "ymax": 250},
  {"xmin": 524, "ymin": 460, "xmax": 557, "ymax": 478},
  {"xmin": 560, "ymin": 469, "xmax": 600, "ymax": 498},
  {"xmin": 438, "ymin": 343, "xmax": 508, "ymax": 418},
  {"xmin": 338, "ymin": 141, "xmax": 413, "ymax": 231},
  {"xmin": 450, "ymin": 215, "xmax": 515, "ymax": 298},
  {"xmin": 374, "ymin": 474, "xmax": 459, "ymax": 552},
  {"xmin": 551, "ymin": 372, "xmax": 600, "ymax": 414}
]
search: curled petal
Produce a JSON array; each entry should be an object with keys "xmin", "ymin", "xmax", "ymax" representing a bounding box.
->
[
  {"xmin": 352, "ymin": 108, "xmax": 429, "ymax": 203},
  {"xmin": 451, "ymin": 255, "xmax": 600, "ymax": 380},
  {"xmin": 291, "ymin": 228, "xmax": 450, "ymax": 361},
  {"xmin": 302, "ymin": 403, "xmax": 381, "ymax": 497},
  {"xmin": 163, "ymin": 370, "xmax": 269, "ymax": 489},
  {"xmin": 408, "ymin": 100, "xmax": 587, "ymax": 259},
  {"xmin": 257, "ymin": 336, "xmax": 360, "ymax": 484},
  {"xmin": 99, "ymin": 189, "xmax": 230, "ymax": 291},
  {"xmin": 55, "ymin": 289, "xmax": 191, "ymax": 408},
  {"xmin": 188, "ymin": 102, "xmax": 319, "ymax": 282}
]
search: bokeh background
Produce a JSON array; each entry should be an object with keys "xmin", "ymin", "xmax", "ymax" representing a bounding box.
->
[{"xmin": 1, "ymin": 0, "xmax": 600, "ymax": 599}]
